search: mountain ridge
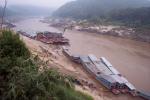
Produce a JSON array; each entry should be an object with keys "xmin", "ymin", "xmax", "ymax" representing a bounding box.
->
[{"xmin": 53, "ymin": 0, "xmax": 150, "ymax": 19}]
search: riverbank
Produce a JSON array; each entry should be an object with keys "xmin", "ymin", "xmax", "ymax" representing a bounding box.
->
[
  {"xmin": 13, "ymin": 18, "xmax": 150, "ymax": 100},
  {"xmin": 47, "ymin": 18, "xmax": 150, "ymax": 43}
]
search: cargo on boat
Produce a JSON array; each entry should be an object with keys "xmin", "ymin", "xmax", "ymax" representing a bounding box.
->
[
  {"xmin": 62, "ymin": 47, "xmax": 137, "ymax": 95},
  {"xmin": 137, "ymin": 91, "xmax": 150, "ymax": 100},
  {"xmin": 79, "ymin": 55, "xmax": 136, "ymax": 95},
  {"xmin": 62, "ymin": 46, "xmax": 80, "ymax": 62},
  {"xmin": 17, "ymin": 31, "xmax": 69, "ymax": 45},
  {"xmin": 35, "ymin": 31, "xmax": 69, "ymax": 44},
  {"xmin": 17, "ymin": 31, "xmax": 35, "ymax": 39}
]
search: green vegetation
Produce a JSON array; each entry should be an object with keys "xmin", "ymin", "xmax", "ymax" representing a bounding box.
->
[
  {"xmin": 109, "ymin": 7, "xmax": 150, "ymax": 28},
  {"xmin": 86, "ymin": 6, "xmax": 150, "ymax": 28},
  {"xmin": 0, "ymin": 31, "xmax": 93, "ymax": 100},
  {"xmin": 53, "ymin": 0, "xmax": 150, "ymax": 19},
  {"xmin": 53, "ymin": 0, "xmax": 150, "ymax": 29}
]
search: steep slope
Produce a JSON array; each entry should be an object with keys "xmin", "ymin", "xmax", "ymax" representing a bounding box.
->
[
  {"xmin": 53, "ymin": 0, "xmax": 150, "ymax": 19},
  {"xmin": 0, "ymin": 30, "xmax": 93, "ymax": 100}
]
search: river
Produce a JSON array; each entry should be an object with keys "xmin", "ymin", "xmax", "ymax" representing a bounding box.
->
[
  {"xmin": 13, "ymin": 18, "xmax": 150, "ymax": 92},
  {"xmin": 13, "ymin": 17, "xmax": 60, "ymax": 35}
]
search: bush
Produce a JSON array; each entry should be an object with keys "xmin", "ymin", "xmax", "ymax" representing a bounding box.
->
[
  {"xmin": 0, "ymin": 31, "xmax": 30, "ymax": 77},
  {"xmin": 0, "ymin": 31, "xmax": 30, "ymax": 58},
  {"xmin": 0, "ymin": 31, "xmax": 93, "ymax": 100}
]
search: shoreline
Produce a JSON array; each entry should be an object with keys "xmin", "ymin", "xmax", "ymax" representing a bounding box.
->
[
  {"xmin": 47, "ymin": 18, "xmax": 150, "ymax": 43},
  {"xmin": 14, "ymin": 18, "xmax": 150, "ymax": 100}
]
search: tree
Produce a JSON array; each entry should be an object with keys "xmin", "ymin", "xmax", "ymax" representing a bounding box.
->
[{"xmin": 0, "ymin": 0, "xmax": 7, "ymax": 30}]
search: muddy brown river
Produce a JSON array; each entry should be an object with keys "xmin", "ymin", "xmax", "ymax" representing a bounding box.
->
[{"xmin": 14, "ymin": 18, "xmax": 150, "ymax": 93}]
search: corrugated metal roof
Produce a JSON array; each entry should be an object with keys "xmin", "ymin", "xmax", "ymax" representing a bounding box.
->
[
  {"xmin": 120, "ymin": 76, "xmax": 129, "ymax": 83},
  {"xmin": 100, "ymin": 57, "xmax": 113, "ymax": 67},
  {"xmin": 125, "ymin": 82, "xmax": 136, "ymax": 90},
  {"xmin": 138, "ymin": 90, "xmax": 150, "ymax": 100},
  {"xmin": 99, "ymin": 74, "xmax": 117, "ymax": 83},
  {"xmin": 111, "ymin": 75, "xmax": 126, "ymax": 84},
  {"xmin": 88, "ymin": 54, "xmax": 99, "ymax": 62},
  {"xmin": 80, "ymin": 56, "xmax": 90, "ymax": 63},
  {"xmin": 108, "ymin": 67, "xmax": 120, "ymax": 75},
  {"xmin": 79, "ymin": 55, "xmax": 136, "ymax": 93},
  {"xmin": 96, "ymin": 61, "xmax": 113, "ymax": 75}
]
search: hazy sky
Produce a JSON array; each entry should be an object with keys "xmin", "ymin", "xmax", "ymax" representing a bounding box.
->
[{"xmin": 1, "ymin": 0, "xmax": 74, "ymax": 8}]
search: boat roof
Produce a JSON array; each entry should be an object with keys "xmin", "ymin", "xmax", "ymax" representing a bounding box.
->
[
  {"xmin": 80, "ymin": 56, "xmax": 101, "ymax": 74},
  {"xmin": 44, "ymin": 31, "xmax": 62, "ymax": 34},
  {"xmin": 99, "ymin": 74, "xmax": 117, "ymax": 83},
  {"xmin": 125, "ymin": 82, "xmax": 136, "ymax": 90},
  {"xmin": 80, "ymin": 56, "xmax": 91, "ymax": 63},
  {"xmin": 108, "ymin": 67, "xmax": 120, "ymax": 75},
  {"xmin": 88, "ymin": 54, "xmax": 99, "ymax": 62},
  {"xmin": 100, "ymin": 57, "xmax": 113, "ymax": 67},
  {"xmin": 96, "ymin": 61, "xmax": 114, "ymax": 75}
]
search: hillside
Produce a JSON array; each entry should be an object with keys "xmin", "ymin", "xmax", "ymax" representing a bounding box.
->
[
  {"xmin": 0, "ymin": 30, "xmax": 93, "ymax": 100},
  {"xmin": 53, "ymin": 0, "xmax": 150, "ymax": 19},
  {"xmin": 109, "ymin": 7, "xmax": 150, "ymax": 27}
]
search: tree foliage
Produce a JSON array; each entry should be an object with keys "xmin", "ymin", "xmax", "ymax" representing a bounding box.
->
[
  {"xmin": 109, "ymin": 7, "xmax": 150, "ymax": 27},
  {"xmin": 53, "ymin": 0, "xmax": 150, "ymax": 19},
  {"xmin": 53, "ymin": 0, "xmax": 150, "ymax": 28}
]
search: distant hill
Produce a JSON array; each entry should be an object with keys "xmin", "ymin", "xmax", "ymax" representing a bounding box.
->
[
  {"xmin": 8, "ymin": 5, "xmax": 53, "ymax": 16},
  {"xmin": 53, "ymin": 0, "xmax": 150, "ymax": 19},
  {"xmin": 0, "ymin": 7, "xmax": 16, "ymax": 17},
  {"xmin": 0, "ymin": 5, "xmax": 54, "ymax": 17},
  {"xmin": 109, "ymin": 7, "xmax": 150, "ymax": 27}
]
